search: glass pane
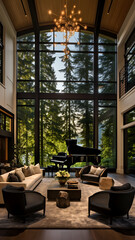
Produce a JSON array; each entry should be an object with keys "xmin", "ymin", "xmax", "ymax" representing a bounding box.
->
[
  {"xmin": 17, "ymin": 99, "xmax": 35, "ymax": 106},
  {"xmin": 98, "ymin": 100, "xmax": 117, "ymax": 168},
  {"xmin": 40, "ymin": 43, "xmax": 53, "ymax": 51},
  {"xmin": 6, "ymin": 116, "xmax": 11, "ymax": 132},
  {"xmin": 98, "ymin": 82, "xmax": 117, "ymax": 94},
  {"xmin": 98, "ymin": 53, "xmax": 116, "ymax": 92},
  {"xmin": 98, "ymin": 34, "xmax": 116, "ymax": 44},
  {"xmin": 98, "ymin": 45, "xmax": 116, "ymax": 52},
  {"xmin": 17, "ymin": 52, "xmax": 35, "ymax": 80},
  {"xmin": 124, "ymin": 108, "xmax": 135, "ymax": 124},
  {"xmin": 17, "ymin": 81, "xmax": 35, "ymax": 92},
  {"xmin": 54, "ymin": 43, "xmax": 94, "ymax": 52},
  {"xmin": 40, "ymin": 81, "xmax": 94, "ymax": 94},
  {"xmin": 40, "ymin": 31, "xmax": 53, "ymax": 42},
  {"xmin": 17, "ymin": 43, "xmax": 35, "ymax": 51},
  {"xmin": 127, "ymin": 56, "xmax": 135, "ymax": 91},
  {"xmin": 125, "ymin": 126, "xmax": 135, "ymax": 172},
  {"xmin": 55, "ymin": 32, "xmax": 66, "ymax": 43},
  {"xmin": 39, "ymin": 99, "xmax": 93, "ymax": 167},
  {"xmin": 40, "ymin": 51, "xmax": 94, "ymax": 93},
  {"xmin": 17, "ymin": 100, "xmax": 35, "ymax": 165},
  {"xmin": 0, "ymin": 112, "xmax": 4, "ymax": 130},
  {"xmin": 80, "ymin": 31, "xmax": 94, "ymax": 43},
  {"xmin": 98, "ymin": 100, "xmax": 116, "ymax": 107},
  {"xmin": 17, "ymin": 33, "xmax": 35, "ymax": 42}
]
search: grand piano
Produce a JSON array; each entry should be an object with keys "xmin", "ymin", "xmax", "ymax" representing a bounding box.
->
[{"xmin": 50, "ymin": 139, "xmax": 101, "ymax": 172}]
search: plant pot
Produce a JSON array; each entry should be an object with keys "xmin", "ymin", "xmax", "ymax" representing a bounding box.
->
[{"xmin": 58, "ymin": 178, "xmax": 67, "ymax": 186}]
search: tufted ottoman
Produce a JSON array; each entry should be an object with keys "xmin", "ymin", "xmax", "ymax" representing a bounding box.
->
[{"xmin": 99, "ymin": 177, "xmax": 114, "ymax": 190}]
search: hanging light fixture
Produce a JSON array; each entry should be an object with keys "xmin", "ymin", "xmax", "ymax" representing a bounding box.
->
[{"xmin": 48, "ymin": 0, "xmax": 87, "ymax": 60}]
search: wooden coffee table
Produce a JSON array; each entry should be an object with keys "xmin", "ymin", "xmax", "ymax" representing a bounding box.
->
[{"xmin": 47, "ymin": 180, "xmax": 81, "ymax": 201}]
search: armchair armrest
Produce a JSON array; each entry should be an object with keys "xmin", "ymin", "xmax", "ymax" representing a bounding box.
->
[
  {"xmin": 79, "ymin": 165, "xmax": 90, "ymax": 177},
  {"xmin": 99, "ymin": 168, "xmax": 108, "ymax": 177}
]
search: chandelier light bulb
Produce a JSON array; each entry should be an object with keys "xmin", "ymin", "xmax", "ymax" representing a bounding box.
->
[
  {"xmin": 48, "ymin": 10, "xmax": 52, "ymax": 15},
  {"xmin": 84, "ymin": 25, "xmax": 87, "ymax": 29},
  {"xmin": 61, "ymin": 10, "xmax": 65, "ymax": 15},
  {"xmin": 79, "ymin": 18, "xmax": 82, "ymax": 22},
  {"xmin": 78, "ymin": 10, "xmax": 81, "ymax": 14}
]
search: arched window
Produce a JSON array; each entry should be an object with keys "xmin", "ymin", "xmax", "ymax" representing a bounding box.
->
[{"xmin": 17, "ymin": 30, "xmax": 117, "ymax": 169}]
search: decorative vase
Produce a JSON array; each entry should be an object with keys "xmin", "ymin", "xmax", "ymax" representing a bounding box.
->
[{"xmin": 58, "ymin": 178, "xmax": 67, "ymax": 186}]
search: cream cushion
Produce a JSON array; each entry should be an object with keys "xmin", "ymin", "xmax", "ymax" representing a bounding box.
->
[
  {"xmin": 94, "ymin": 167, "xmax": 103, "ymax": 176},
  {"xmin": 33, "ymin": 163, "xmax": 41, "ymax": 174},
  {"xmin": 29, "ymin": 165, "xmax": 35, "ymax": 175},
  {"xmin": 89, "ymin": 166, "xmax": 97, "ymax": 174},
  {"xmin": 15, "ymin": 169, "xmax": 25, "ymax": 181}
]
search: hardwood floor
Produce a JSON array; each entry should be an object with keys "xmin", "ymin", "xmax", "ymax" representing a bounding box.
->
[
  {"xmin": 0, "ymin": 229, "xmax": 135, "ymax": 240},
  {"xmin": 0, "ymin": 173, "xmax": 134, "ymax": 240}
]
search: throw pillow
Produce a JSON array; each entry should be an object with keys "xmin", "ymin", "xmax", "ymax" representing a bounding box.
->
[
  {"xmin": 29, "ymin": 165, "xmax": 35, "ymax": 175},
  {"xmin": 7, "ymin": 173, "xmax": 20, "ymax": 182},
  {"xmin": 94, "ymin": 167, "xmax": 103, "ymax": 176},
  {"xmin": 22, "ymin": 167, "xmax": 32, "ymax": 177},
  {"xmin": 33, "ymin": 163, "xmax": 41, "ymax": 174},
  {"xmin": 111, "ymin": 183, "xmax": 131, "ymax": 191},
  {"xmin": 15, "ymin": 169, "xmax": 25, "ymax": 182},
  {"xmin": 89, "ymin": 166, "xmax": 97, "ymax": 174}
]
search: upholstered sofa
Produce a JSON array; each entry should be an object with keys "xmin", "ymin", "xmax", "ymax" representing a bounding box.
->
[
  {"xmin": 0, "ymin": 164, "xmax": 43, "ymax": 204},
  {"xmin": 80, "ymin": 165, "xmax": 108, "ymax": 184}
]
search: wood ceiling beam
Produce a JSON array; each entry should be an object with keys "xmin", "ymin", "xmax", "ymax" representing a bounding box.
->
[
  {"xmin": 94, "ymin": 0, "xmax": 105, "ymax": 37},
  {"xmin": 27, "ymin": 0, "xmax": 39, "ymax": 33}
]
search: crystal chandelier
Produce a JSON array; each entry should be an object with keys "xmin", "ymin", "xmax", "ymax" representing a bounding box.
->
[{"xmin": 48, "ymin": 0, "xmax": 87, "ymax": 60}]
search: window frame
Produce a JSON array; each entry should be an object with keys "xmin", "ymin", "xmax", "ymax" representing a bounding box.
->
[
  {"xmin": 16, "ymin": 29, "xmax": 117, "ymax": 169},
  {"xmin": 0, "ymin": 23, "xmax": 3, "ymax": 84}
]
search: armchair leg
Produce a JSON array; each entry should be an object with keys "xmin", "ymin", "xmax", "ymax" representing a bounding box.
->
[{"xmin": 43, "ymin": 197, "xmax": 46, "ymax": 216}]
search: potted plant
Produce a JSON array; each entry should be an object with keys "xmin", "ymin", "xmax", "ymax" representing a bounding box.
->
[{"xmin": 55, "ymin": 170, "xmax": 70, "ymax": 186}]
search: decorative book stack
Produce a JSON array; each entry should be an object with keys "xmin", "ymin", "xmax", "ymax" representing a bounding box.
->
[{"xmin": 67, "ymin": 180, "xmax": 78, "ymax": 189}]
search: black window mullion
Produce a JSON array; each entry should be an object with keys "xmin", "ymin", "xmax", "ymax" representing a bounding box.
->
[
  {"xmin": 35, "ymin": 31, "xmax": 40, "ymax": 164},
  {"xmin": 94, "ymin": 34, "xmax": 98, "ymax": 149}
]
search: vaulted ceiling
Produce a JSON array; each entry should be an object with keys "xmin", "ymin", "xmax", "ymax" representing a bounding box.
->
[{"xmin": 2, "ymin": 0, "xmax": 134, "ymax": 37}]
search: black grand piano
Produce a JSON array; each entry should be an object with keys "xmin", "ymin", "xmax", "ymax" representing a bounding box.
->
[{"xmin": 50, "ymin": 139, "xmax": 101, "ymax": 172}]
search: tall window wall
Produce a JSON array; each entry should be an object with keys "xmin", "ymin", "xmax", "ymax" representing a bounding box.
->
[
  {"xmin": 0, "ymin": 23, "xmax": 3, "ymax": 84},
  {"xmin": 17, "ymin": 30, "xmax": 117, "ymax": 168},
  {"xmin": 124, "ymin": 108, "xmax": 135, "ymax": 174},
  {"xmin": 125, "ymin": 28, "xmax": 135, "ymax": 92}
]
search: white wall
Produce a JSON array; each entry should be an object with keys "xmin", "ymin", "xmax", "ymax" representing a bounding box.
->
[
  {"xmin": 117, "ymin": 0, "xmax": 135, "ymax": 174},
  {"xmin": 0, "ymin": 0, "xmax": 16, "ymax": 115},
  {"xmin": 0, "ymin": 0, "xmax": 16, "ymax": 141}
]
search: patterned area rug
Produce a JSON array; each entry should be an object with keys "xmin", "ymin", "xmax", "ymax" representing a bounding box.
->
[{"xmin": 0, "ymin": 178, "xmax": 135, "ymax": 229}]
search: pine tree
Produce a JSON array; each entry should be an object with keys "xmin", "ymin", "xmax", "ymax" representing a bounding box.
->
[{"xmin": 72, "ymin": 32, "xmax": 94, "ymax": 147}]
